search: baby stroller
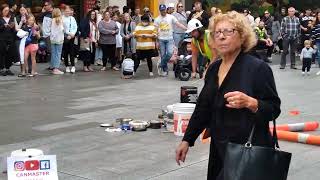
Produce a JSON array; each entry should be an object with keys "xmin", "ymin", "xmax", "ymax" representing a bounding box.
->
[{"xmin": 174, "ymin": 34, "xmax": 193, "ymax": 81}]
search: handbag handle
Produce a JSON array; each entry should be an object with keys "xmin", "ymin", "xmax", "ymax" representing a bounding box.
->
[{"xmin": 245, "ymin": 117, "xmax": 280, "ymax": 149}]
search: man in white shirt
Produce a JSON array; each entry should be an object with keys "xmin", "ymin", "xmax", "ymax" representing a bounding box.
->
[{"xmin": 154, "ymin": 4, "xmax": 187, "ymax": 76}]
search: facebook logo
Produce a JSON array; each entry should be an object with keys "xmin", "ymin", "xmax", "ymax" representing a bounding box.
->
[{"xmin": 40, "ymin": 160, "xmax": 50, "ymax": 170}]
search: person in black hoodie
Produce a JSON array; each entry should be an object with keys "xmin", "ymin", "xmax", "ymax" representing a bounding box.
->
[{"xmin": 0, "ymin": 4, "xmax": 17, "ymax": 76}]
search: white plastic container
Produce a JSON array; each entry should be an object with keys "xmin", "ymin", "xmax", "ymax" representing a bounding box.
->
[{"xmin": 173, "ymin": 103, "xmax": 196, "ymax": 136}]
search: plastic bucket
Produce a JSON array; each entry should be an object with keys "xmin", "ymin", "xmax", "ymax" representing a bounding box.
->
[{"xmin": 173, "ymin": 103, "xmax": 196, "ymax": 136}]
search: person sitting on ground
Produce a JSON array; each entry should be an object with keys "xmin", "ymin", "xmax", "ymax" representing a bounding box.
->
[
  {"xmin": 121, "ymin": 52, "xmax": 134, "ymax": 79},
  {"xmin": 254, "ymin": 21, "xmax": 273, "ymax": 63}
]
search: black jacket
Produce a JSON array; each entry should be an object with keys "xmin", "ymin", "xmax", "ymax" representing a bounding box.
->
[
  {"xmin": 0, "ymin": 17, "xmax": 16, "ymax": 41},
  {"xmin": 79, "ymin": 18, "xmax": 90, "ymax": 39},
  {"xmin": 182, "ymin": 52, "xmax": 281, "ymax": 180}
]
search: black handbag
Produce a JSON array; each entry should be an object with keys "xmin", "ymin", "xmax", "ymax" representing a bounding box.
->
[{"xmin": 223, "ymin": 119, "xmax": 292, "ymax": 180}]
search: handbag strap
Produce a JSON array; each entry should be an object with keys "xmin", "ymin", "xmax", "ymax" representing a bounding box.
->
[{"xmin": 246, "ymin": 117, "xmax": 280, "ymax": 149}]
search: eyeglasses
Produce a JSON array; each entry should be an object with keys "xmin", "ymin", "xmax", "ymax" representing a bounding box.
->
[
  {"xmin": 212, "ymin": 29, "xmax": 237, "ymax": 38},
  {"xmin": 178, "ymin": 6, "xmax": 183, "ymax": 8}
]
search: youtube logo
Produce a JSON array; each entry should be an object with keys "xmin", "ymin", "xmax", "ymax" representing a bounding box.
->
[{"xmin": 25, "ymin": 160, "xmax": 40, "ymax": 171}]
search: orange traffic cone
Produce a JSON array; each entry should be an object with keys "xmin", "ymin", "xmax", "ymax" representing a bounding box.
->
[
  {"xmin": 270, "ymin": 122, "xmax": 319, "ymax": 132},
  {"xmin": 272, "ymin": 130, "xmax": 320, "ymax": 146}
]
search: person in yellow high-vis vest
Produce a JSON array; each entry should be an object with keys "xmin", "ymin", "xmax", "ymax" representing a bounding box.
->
[{"xmin": 186, "ymin": 19, "xmax": 218, "ymax": 78}]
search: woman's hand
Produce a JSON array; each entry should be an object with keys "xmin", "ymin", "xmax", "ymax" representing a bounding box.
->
[
  {"xmin": 224, "ymin": 91, "xmax": 258, "ymax": 113},
  {"xmin": 175, "ymin": 141, "xmax": 189, "ymax": 166}
]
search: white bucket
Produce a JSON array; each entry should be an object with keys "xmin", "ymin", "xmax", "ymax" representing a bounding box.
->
[
  {"xmin": 11, "ymin": 148, "xmax": 44, "ymax": 158},
  {"xmin": 173, "ymin": 103, "xmax": 196, "ymax": 136}
]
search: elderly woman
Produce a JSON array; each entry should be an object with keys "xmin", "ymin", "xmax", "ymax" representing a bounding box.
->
[
  {"xmin": 121, "ymin": 13, "xmax": 136, "ymax": 61},
  {"xmin": 175, "ymin": 11, "xmax": 281, "ymax": 180}
]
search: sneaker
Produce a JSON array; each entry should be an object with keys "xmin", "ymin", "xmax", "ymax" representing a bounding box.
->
[
  {"xmin": 71, "ymin": 66, "xmax": 76, "ymax": 73},
  {"xmin": 47, "ymin": 67, "xmax": 54, "ymax": 71},
  {"xmin": 160, "ymin": 71, "xmax": 168, "ymax": 77},
  {"xmin": 307, "ymin": 72, "xmax": 311, "ymax": 76},
  {"xmin": 5, "ymin": 69, "xmax": 14, "ymax": 76},
  {"xmin": 279, "ymin": 66, "xmax": 285, "ymax": 69},
  {"xmin": 52, "ymin": 69, "xmax": 64, "ymax": 75},
  {"xmin": 149, "ymin": 72, "xmax": 154, "ymax": 77},
  {"xmin": 302, "ymin": 72, "xmax": 305, "ymax": 76},
  {"xmin": 316, "ymin": 71, "xmax": 320, "ymax": 76},
  {"xmin": 88, "ymin": 66, "xmax": 94, "ymax": 72},
  {"xmin": 112, "ymin": 67, "xmax": 120, "ymax": 71},
  {"xmin": 13, "ymin": 62, "xmax": 21, "ymax": 66},
  {"xmin": 66, "ymin": 66, "xmax": 71, "ymax": 73},
  {"xmin": 100, "ymin": 67, "xmax": 107, "ymax": 71},
  {"xmin": 268, "ymin": 56, "xmax": 272, "ymax": 60}
]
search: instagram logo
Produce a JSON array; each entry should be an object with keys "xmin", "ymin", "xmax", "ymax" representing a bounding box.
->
[{"xmin": 14, "ymin": 161, "xmax": 25, "ymax": 171}]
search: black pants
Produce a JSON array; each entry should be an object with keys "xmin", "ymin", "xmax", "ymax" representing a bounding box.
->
[
  {"xmin": 90, "ymin": 43, "xmax": 96, "ymax": 65},
  {"xmin": 277, "ymin": 39, "xmax": 283, "ymax": 51},
  {"xmin": 281, "ymin": 38, "xmax": 298, "ymax": 68},
  {"xmin": 302, "ymin": 58, "xmax": 312, "ymax": 72},
  {"xmin": 101, "ymin": 44, "xmax": 116, "ymax": 68},
  {"xmin": 136, "ymin": 50, "xmax": 153, "ymax": 72},
  {"xmin": 0, "ymin": 40, "xmax": 15, "ymax": 69},
  {"xmin": 80, "ymin": 50, "xmax": 91, "ymax": 66},
  {"xmin": 63, "ymin": 38, "xmax": 75, "ymax": 67}
]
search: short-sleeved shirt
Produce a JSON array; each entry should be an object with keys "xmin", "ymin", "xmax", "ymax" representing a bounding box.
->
[{"xmin": 154, "ymin": 14, "xmax": 178, "ymax": 40}]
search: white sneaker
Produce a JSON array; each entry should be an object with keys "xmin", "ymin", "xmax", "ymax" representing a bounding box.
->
[
  {"xmin": 160, "ymin": 71, "xmax": 168, "ymax": 77},
  {"xmin": 307, "ymin": 72, "xmax": 311, "ymax": 76},
  {"xmin": 66, "ymin": 67, "xmax": 71, "ymax": 73},
  {"xmin": 316, "ymin": 71, "xmax": 320, "ymax": 76},
  {"xmin": 302, "ymin": 72, "xmax": 305, "ymax": 76},
  {"xmin": 52, "ymin": 69, "xmax": 64, "ymax": 75},
  {"xmin": 149, "ymin": 72, "xmax": 154, "ymax": 77},
  {"xmin": 13, "ymin": 62, "xmax": 21, "ymax": 66},
  {"xmin": 71, "ymin": 66, "xmax": 76, "ymax": 73}
]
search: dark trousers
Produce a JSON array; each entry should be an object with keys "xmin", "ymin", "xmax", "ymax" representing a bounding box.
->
[
  {"xmin": 63, "ymin": 38, "xmax": 75, "ymax": 67},
  {"xmin": 101, "ymin": 44, "xmax": 116, "ymax": 68},
  {"xmin": 281, "ymin": 38, "xmax": 298, "ymax": 68},
  {"xmin": 277, "ymin": 39, "xmax": 283, "ymax": 51},
  {"xmin": 90, "ymin": 43, "xmax": 96, "ymax": 65},
  {"xmin": 136, "ymin": 50, "xmax": 153, "ymax": 72},
  {"xmin": 0, "ymin": 40, "xmax": 15, "ymax": 69},
  {"xmin": 256, "ymin": 40, "xmax": 273, "ymax": 59},
  {"xmin": 302, "ymin": 58, "xmax": 312, "ymax": 72},
  {"xmin": 80, "ymin": 50, "xmax": 91, "ymax": 66}
]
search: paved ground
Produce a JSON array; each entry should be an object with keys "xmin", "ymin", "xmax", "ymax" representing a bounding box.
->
[{"xmin": 0, "ymin": 54, "xmax": 319, "ymax": 180}]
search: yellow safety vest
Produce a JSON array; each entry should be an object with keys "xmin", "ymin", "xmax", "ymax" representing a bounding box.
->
[{"xmin": 192, "ymin": 30, "xmax": 213, "ymax": 60}]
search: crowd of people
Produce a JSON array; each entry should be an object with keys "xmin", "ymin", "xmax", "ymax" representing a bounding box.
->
[{"xmin": 0, "ymin": 1, "xmax": 320, "ymax": 78}]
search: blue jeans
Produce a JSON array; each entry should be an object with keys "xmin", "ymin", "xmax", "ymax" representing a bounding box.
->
[
  {"xmin": 173, "ymin": 33, "xmax": 185, "ymax": 48},
  {"xmin": 51, "ymin": 44, "xmax": 63, "ymax": 68},
  {"xmin": 159, "ymin": 39, "xmax": 174, "ymax": 72},
  {"xmin": 95, "ymin": 46, "xmax": 103, "ymax": 60}
]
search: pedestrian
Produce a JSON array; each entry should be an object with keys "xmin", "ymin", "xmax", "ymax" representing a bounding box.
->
[
  {"xmin": 272, "ymin": 15, "xmax": 282, "ymax": 53},
  {"xmin": 0, "ymin": 4, "xmax": 16, "ymax": 76},
  {"xmin": 50, "ymin": 8, "xmax": 64, "ymax": 75},
  {"xmin": 121, "ymin": 13, "xmax": 136, "ymax": 65},
  {"xmin": 154, "ymin": 4, "xmax": 187, "ymax": 77},
  {"xmin": 173, "ymin": 2, "xmax": 188, "ymax": 48},
  {"xmin": 167, "ymin": 3, "xmax": 175, "ymax": 15},
  {"xmin": 311, "ymin": 12, "xmax": 320, "ymax": 74},
  {"xmin": 14, "ymin": 4, "xmax": 28, "ymax": 69},
  {"xmin": 62, "ymin": 5, "xmax": 78, "ymax": 74},
  {"xmin": 300, "ymin": 9, "xmax": 315, "ymax": 52},
  {"xmin": 41, "ymin": 0, "xmax": 54, "ymax": 66},
  {"xmin": 254, "ymin": 21, "xmax": 274, "ymax": 63},
  {"xmin": 21, "ymin": 15, "xmax": 40, "ymax": 77},
  {"xmin": 187, "ymin": 1, "xmax": 210, "ymax": 28},
  {"xmin": 300, "ymin": 40, "xmax": 316, "ymax": 76},
  {"xmin": 176, "ymin": 11, "xmax": 281, "ymax": 180},
  {"xmin": 132, "ymin": 8, "xmax": 141, "ymax": 25},
  {"xmin": 261, "ymin": 10, "xmax": 274, "ymax": 60},
  {"xmin": 143, "ymin": 7, "xmax": 154, "ymax": 22},
  {"xmin": 113, "ymin": 13, "xmax": 123, "ymax": 68},
  {"xmin": 98, "ymin": 11, "xmax": 119, "ymax": 71},
  {"xmin": 133, "ymin": 14, "xmax": 157, "ymax": 76},
  {"xmin": 94, "ymin": 9, "xmax": 103, "ymax": 66},
  {"xmin": 79, "ymin": 10, "xmax": 97, "ymax": 72},
  {"xmin": 280, "ymin": 7, "xmax": 301, "ymax": 69}
]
